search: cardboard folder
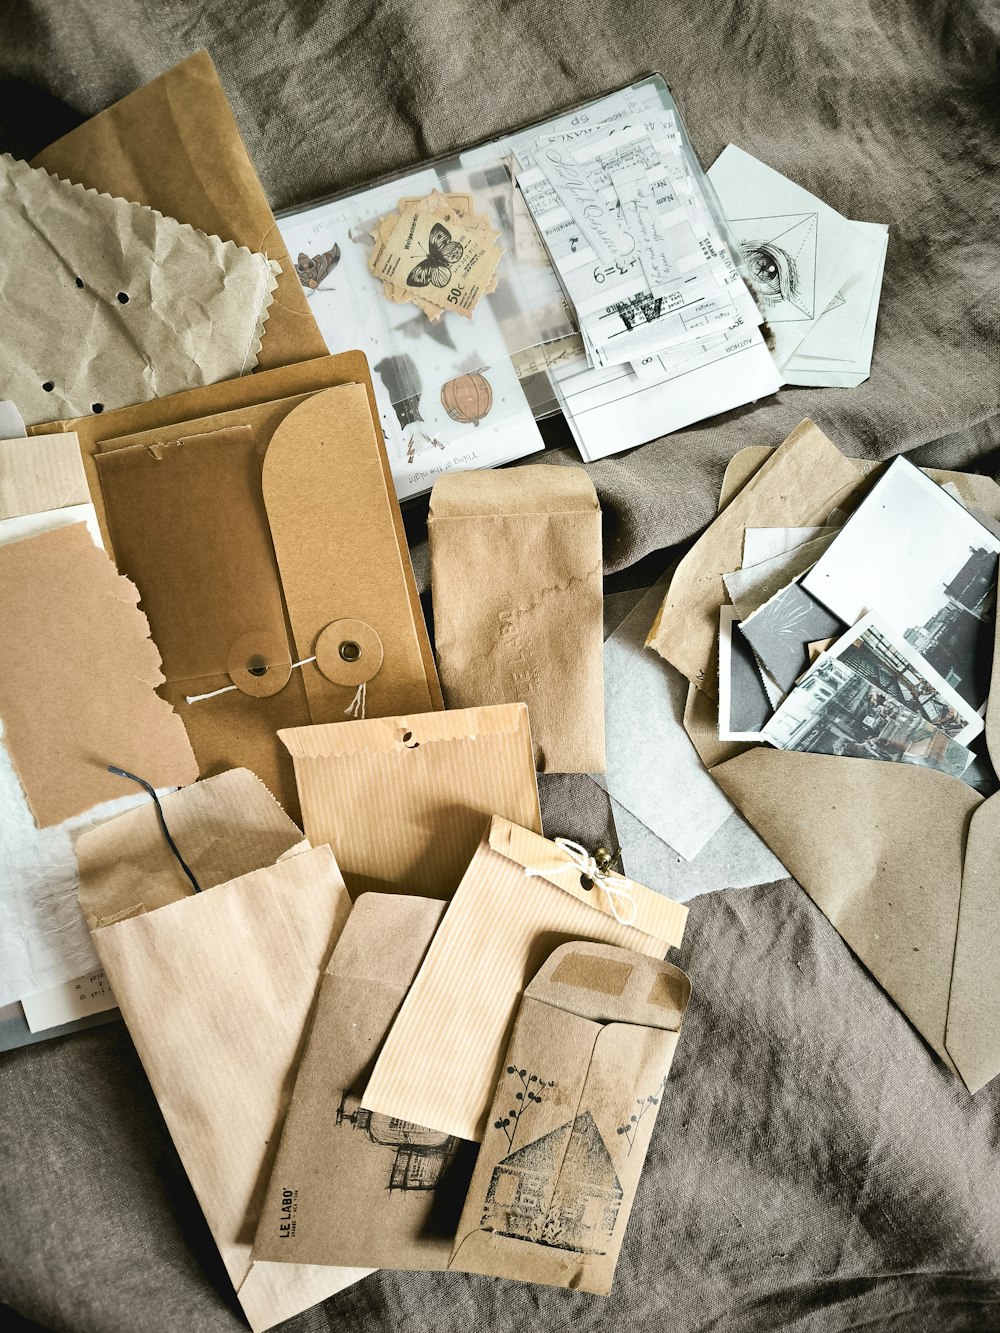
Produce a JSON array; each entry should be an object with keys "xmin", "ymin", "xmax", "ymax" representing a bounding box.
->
[
  {"xmin": 76, "ymin": 769, "xmax": 369, "ymax": 1331},
  {"xmin": 30, "ymin": 353, "xmax": 441, "ymax": 817},
  {"xmin": 647, "ymin": 419, "xmax": 1000, "ymax": 1093},
  {"xmin": 449, "ymin": 941, "xmax": 690, "ymax": 1294},
  {"xmin": 32, "ymin": 50, "xmax": 326, "ymax": 374}
]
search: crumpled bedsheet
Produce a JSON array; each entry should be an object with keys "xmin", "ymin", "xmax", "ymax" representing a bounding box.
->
[{"xmin": 1, "ymin": 1, "xmax": 998, "ymax": 1329}]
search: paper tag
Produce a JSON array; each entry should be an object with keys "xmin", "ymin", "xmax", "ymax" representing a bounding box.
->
[{"xmin": 21, "ymin": 968, "xmax": 118, "ymax": 1033}]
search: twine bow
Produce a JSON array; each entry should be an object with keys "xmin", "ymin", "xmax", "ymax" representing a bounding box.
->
[{"xmin": 524, "ymin": 837, "xmax": 637, "ymax": 926}]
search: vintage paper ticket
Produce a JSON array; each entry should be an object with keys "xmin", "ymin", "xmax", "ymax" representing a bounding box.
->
[{"xmin": 369, "ymin": 205, "xmax": 503, "ymax": 319}]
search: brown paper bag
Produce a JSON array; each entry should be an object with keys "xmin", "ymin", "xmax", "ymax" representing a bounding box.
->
[
  {"xmin": 362, "ymin": 817, "xmax": 687, "ymax": 1141},
  {"xmin": 33, "ymin": 50, "xmax": 326, "ymax": 374},
  {"xmin": 648, "ymin": 419, "xmax": 1000, "ymax": 1093},
  {"xmin": 280, "ymin": 703, "xmax": 541, "ymax": 898},
  {"xmin": 449, "ymin": 941, "xmax": 690, "ymax": 1294},
  {"xmin": 76, "ymin": 769, "xmax": 369, "ymax": 1331},
  {"xmin": 253, "ymin": 893, "xmax": 478, "ymax": 1271},
  {"xmin": 429, "ymin": 465, "xmax": 605, "ymax": 773},
  {"xmin": 33, "ymin": 353, "xmax": 441, "ymax": 819}
]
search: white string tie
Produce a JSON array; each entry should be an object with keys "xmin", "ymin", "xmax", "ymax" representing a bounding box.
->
[
  {"xmin": 524, "ymin": 837, "xmax": 637, "ymax": 926},
  {"xmin": 343, "ymin": 680, "xmax": 367, "ymax": 719},
  {"xmin": 185, "ymin": 656, "xmax": 316, "ymax": 705}
]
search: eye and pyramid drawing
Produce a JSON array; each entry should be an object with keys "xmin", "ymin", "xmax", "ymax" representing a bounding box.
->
[
  {"xmin": 480, "ymin": 1111, "xmax": 624, "ymax": 1255},
  {"xmin": 731, "ymin": 212, "xmax": 819, "ymax": 321}
]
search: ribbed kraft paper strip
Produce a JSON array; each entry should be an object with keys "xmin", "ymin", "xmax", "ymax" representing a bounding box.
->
[
  {"xmin": 361, "ymin": 817, "xmax": 687, "ymax": 1141},
  {"xmin": 280, "ymin": 704, "xmax": 541, "ymax": 899},
  {"xmin": 0, "ymin": 432, "xmax": 88, "ymax": 519},
  {"xmin": 89, "ymin": 845, "xmax": 368, "ymax": 1332}
]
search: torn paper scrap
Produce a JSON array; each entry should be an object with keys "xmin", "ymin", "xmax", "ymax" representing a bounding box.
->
[
  {"xmin": 723, "ymin": 531, "xmax": 837, "ymax": 621},
  {"xmin": 0, "ymin": 153, "xmax": 279, "ymax": 427},
  {"xmin": 0, "ymin": 522, "xmax": 198, "ymax": 826}
]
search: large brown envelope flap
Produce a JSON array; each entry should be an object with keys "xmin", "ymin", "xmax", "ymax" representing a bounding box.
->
[
  {"xmin": 651, "ymin": 419, "xmax": 1000, "ymax": 1092},
  {"xmin": 32, "ymin": 50, "xmax": 326, "ymax": 373},
  {"xmin": 449, "ymin": 942, "xmax": 690, "ymax": 1293},
  {"xmin": 279, "ymin": 703, "xmax": 541, "ymax": 899}
]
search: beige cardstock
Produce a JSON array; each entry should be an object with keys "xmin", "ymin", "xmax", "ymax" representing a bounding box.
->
[
  {"xmin": 77, "ymin": 770, "xmax": 369, "ymax": 1331},
  {"xmin": 361, "ymin": 817, "xmax": 687, "ymax": 1142},
  {"xmin": 449, "ymin": 942, "xmax": 690, "ymax": 1294},
  {"xmin": 0, "ymin": 153, "xmax": 278, "ymax": 427},
  {"xmin": 648, "ymin": 418, "xmax": 1000, "ymax": 1094}
]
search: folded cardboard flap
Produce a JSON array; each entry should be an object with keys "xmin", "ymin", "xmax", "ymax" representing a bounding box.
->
[
  {"xmin": 32, "ymin": 50, "xmax": 327, "ymax": 376},
  {"xmin": 280, "ymin": 702, "xmax": 532, "ymax": 759},
  {"xmin": 429, "ymin": 464, "xmax": 601, "ymax": 517},
  {"xmin": 77, "ymin": 768, "xmax": 305, "ymax": 929},
  {"xmin": 490, "ymin": 818, "xmax": 688, "ymax": 950},
  {"xmin": 526, "ymin": 941, "xmax": 691, "ymax": 1029}
]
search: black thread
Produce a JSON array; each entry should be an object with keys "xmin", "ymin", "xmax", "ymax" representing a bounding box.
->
[{"xmin": 108, "ymin": 766, "xmax": 202, "ymax": 893}]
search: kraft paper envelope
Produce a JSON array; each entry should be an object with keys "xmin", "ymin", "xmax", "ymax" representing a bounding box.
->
[
  {"xmin": 77, "ymin": 769, "xmax": 370, "ymax": 1331},
  {"xmin": 429, "ymin": 465, "xmax": 605, "ymax": 773},
  {"xmin": 648, "ymin": 419, "xmax": 1000, "ymax": 1092},
  {"xmin": 0, "ymin": 152, "xmax": 278, "ymax": 427},
  {"xmin": 449, "ymin": 941, "xmax": 690, "ymax": 1294},
  {"xmin": 280, "ymin": 703, "xmax": 541, "ymax": 898},
  {"xmin": 362, "ymin": 817, "xmax": 687, "ymax": 1142},
  {"xmin": 254, "ymin": 893, "xmax": 478, "ymax": 1271},
  {"xmin": 33, "ymin": 50, "xmax": 326, "ymax": 375},
  {"xmin": 0, "ymin": 522, "xmax": 197, "ymax": 826},
  {"xmin": 34, "ymin": 353, "xmax": 441, "ymax": 818}
]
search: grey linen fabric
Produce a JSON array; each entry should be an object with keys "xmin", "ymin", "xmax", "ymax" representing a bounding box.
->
[{"xmin": 1, "ymin": 1, "xmax": 1000, "ymax": 1330}]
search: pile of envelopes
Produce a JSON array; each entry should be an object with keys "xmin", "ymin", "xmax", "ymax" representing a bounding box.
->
[
  {"xmin": 0, "ymin": 51, "xmax": 698, "ymax": 1330},
  {"xmin": 648, "ymin": 419, "xmax": 1000, "ymax": 1095}
]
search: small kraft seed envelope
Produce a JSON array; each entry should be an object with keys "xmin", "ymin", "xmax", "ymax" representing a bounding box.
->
[{"xmin": 449, "ymin": 941, "xmax": 691, "ymax": 1294}]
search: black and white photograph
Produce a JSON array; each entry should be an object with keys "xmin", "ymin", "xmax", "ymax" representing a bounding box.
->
[
  {"xmin": 736, "ymin": 579, "xmax": 846, "ymax": 693},
  {"xmin": 762, "ymin": 654, "xmax": 975, "ymax": 780},
  {"xmin": 717, "ymin": 607, "xmax": 779, "ymax": 740},
  {"xmin": 802, "ymin": 457, "xmax": 1000, "ymax": 708}
]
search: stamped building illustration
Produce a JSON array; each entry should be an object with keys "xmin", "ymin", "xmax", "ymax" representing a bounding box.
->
[
  {"xmin": 337, "ymin": 1092, "xmax": 458, "ymax": 1191},
  {"xmin": 480, "ymin": 1111, "xmax": 623, "ymax": 1254}
]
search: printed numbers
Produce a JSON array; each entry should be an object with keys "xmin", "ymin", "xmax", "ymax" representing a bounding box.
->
[{"xmin": 447, "ymin": 288, "xmax": 462, "ymax": 304}]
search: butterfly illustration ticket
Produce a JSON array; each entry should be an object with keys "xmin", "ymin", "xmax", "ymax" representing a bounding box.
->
[{"xmin": 369, "ymin": 208, "xmax": 503, "ymax": 319}]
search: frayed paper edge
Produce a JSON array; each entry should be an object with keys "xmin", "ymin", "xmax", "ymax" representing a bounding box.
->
[{"xmin": 240, "ymin": 258, "xmax": 282, "ymax": 375}]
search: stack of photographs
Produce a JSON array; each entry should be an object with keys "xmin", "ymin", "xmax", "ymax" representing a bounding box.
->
[{"xmin": 718, "ymin": 457, "xmax": 999, "ymax": 790}]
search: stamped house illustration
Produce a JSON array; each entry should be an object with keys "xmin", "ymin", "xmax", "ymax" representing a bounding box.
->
[
  {"xmin": 337, "ymin": 1091, "xmax": 458, "ymax": 1191},
  {"xmin": 481, "ymin": 1111, "xmax": 623, "ymax": 1254}
]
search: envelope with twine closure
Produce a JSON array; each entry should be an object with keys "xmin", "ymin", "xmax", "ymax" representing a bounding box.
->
[
  {"xmin": 31, "ymin": 352, "xmax": 441, "ymax": 820},
  {"xmin": 361, "ymin": 817, "xmax": 687, "ymax": 1142},
  {"xmin": 448, "ymin": 941, "xmax": 690, "ymax": 1294},
  {"xmin": 76, "ymin": 768, "xmax": 370, "ymax": 1331},
  {"xmin": 647, "ymin": 418, "xmax": 1000, "ymax": 1094}
]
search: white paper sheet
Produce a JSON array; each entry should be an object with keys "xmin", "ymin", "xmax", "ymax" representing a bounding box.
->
[
  {"xmin": 0, "ymin": 502, "xmax": 102, "ymax": 550},
  {"xmin": 708, "ymin": 147, "xmax": 881, "ymax": 371},
  {"xmin": 20, "ymin": 968, "xmax": 117, "ymax": 1033}
]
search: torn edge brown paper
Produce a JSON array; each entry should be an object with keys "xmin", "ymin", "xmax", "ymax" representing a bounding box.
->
[
  {"xmin": 449, "ymin": 941, "xmax": 690, "ymax": 1294},
  {"xmin": 253, "ymin": 893, "xmax": 478, "ymax": 1271},
  {"xmin": 652, "ymin": 418, "xmax": 1000, "ymax": 1092},
  {"xmin": 0, "ymin": 522, "xmax": 197, "ymax": 826},
  {"xmin": 361, "ymin": 816, "xmax": 687, "ymax": 1142},
  {"xmin": 280, "ymin": 703, "xmax": 541, "ymax": 899},
  {"xmin": 77, "ymin": 774, "xmax": 369, "ymax": 1331},
  {"xmin": 429, "ymin": 465, "xmax": 605, "ymax": 773},
  {"xmin": 32, "ymin": 50, "xmax": 326, "ymax": 375}
]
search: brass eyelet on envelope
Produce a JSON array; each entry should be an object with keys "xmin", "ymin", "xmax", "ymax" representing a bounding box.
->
[
  {"xmin": 227, "ymin": 630, "xmax": 293, "ymax": 698},
  {"xmin": 315, "ymin": 619, "xmax": 384, "ymax": 687}
]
